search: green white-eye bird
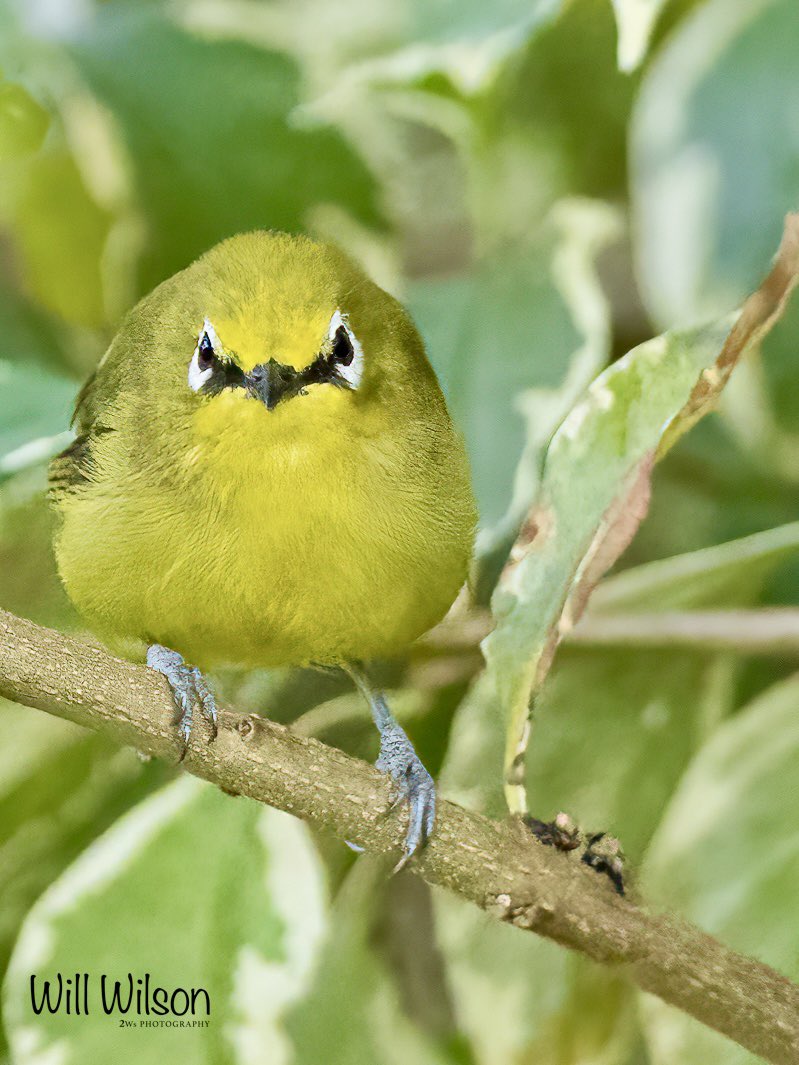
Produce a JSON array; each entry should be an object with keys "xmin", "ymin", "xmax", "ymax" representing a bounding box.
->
[{"xmin": 49, "ymin": 231, "xmax": 477, "ymax": 861}]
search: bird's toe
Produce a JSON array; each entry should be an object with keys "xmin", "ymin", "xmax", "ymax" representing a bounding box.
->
[
  {"xmin": 402, "ymin": 766, "xmax": 436, "ymax": 866},
  {"xmin": 385, "ymin": 749, "xmax": 436, "ymax": 871},
  {"xmin": 147, "ymin": 644, "xmax": 217, "ymax": 755},
  {"xmin": 190, "ymin": 666, "xmax": 218, "ymax": 738}
]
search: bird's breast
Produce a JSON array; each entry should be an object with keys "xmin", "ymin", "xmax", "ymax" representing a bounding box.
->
[{"xmin": 57, "ymin": 396, "xmax": 473, "ymax": 671}]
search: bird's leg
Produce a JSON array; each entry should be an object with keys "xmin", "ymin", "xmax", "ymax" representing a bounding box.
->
[
  {"xmin": 346, "ymin": 664, "xmax": 436, "ymax": 870},
  {"xmin": 146, "ymin": 644, "xmax": 218, "ymax": 754}
]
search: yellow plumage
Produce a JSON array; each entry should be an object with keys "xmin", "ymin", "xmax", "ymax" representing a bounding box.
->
[{"xmin": 50, "ymin": 232, "xmax": 476, "ymax": 672}]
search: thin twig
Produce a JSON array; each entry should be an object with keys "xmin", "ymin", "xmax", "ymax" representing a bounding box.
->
[
  {"xmin": 420, "ymin": 607, "xmax": 799, "ymax": 658},
  {"xmin": 1, "ymin": 607, "xmax": 798, "ymax": 1064},
  {"xmin": 569, "ymin": 608, "xmax": 799, "ymax": 655}
]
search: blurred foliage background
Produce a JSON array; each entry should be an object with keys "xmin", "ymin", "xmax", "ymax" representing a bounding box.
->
[{"xmin": 1, "ymin": 0, "xmax": 798, "ymax": 1062}]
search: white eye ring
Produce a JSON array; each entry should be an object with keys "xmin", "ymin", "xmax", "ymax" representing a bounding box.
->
[
  {"xmin": 188, "ymin": 349, "xmax": 213, "ymax": 392},
  {"xmin": 188, "ymin": 318, "xmax": 221, "ymax": 392},
  {"xmin": 328, "ymin": 309, "xmax": 364, "ymax": 389}
]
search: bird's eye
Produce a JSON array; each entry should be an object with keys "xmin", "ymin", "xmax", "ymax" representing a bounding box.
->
[
  {"xmin": 326, "ymin": 310, "xmax": 364, "ymax": 389},
  {"xmin": 331, "ymin": 326, "xmax": 354, "ymax": 366},
  {"xmin": 197, "ymin": 332, "xmax": 217, "ymax": 372},
  {"xmin": 188, "ymin": 318, "xmax": 223, "ymax": 392}
]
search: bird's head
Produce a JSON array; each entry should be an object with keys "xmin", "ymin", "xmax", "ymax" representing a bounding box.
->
[{"xmin": 130, "ymin": 231, "xmax": 436, "ymax": 462}]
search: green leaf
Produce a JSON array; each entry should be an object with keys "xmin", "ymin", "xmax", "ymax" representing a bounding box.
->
[
  {"xmin": 62, "ymin": 6, "xmax": 382, "ymax": 293},
  {"xmin": 640, "ymin": 674, "xmax": 799, "ymax": 1064},
  {"xmin": 372, "ymin": 1, "xmax": 633, "ymax": 258},
  {"xmin": 463, "ymin": 0, "xmax": 636, "ymax": 235},
  {"xmin": 535, "ymin": 649, "xmax": 742, "ymax": 848},
  {"xmin": 618, "ymin": 410, "xmax": 799, "ymax": 575},
  {"xmin": 436, "ymin": 889, "xmax": 638, "ymax": 1065},
  {"xmin": 250, "ymin": 0, "xmax": 565, "ymax": 94},
  {"xmin": 410, "ymin": 200, "xmax": 618, "ymax": 534},
  {"xmin": 592, "ymin": 520, "xmax": 799, "ymax": 612},
  {"xmin": 631, "ymin": 0, "xmax": 799, "ymax": 328},
  {"xmin": 3, "ymin": 778, "xmax": 329, "ymax": 1064},
  {"xmin": 286, "ymin": 858, "xmax": 460, "ymax": 1065},
  {"xmin": 0, "ymin": 146, "xmax": 116, "ymax": 331},
  {"xmin": 0, "ymin": 700, "xmax": 164, "ymax": 1057},
  {"xmin": 488, "ymin": 318, "xmax": 730, "ymax": 810},
  {"xmin": 483, "ymin": 214, "xmax": 799, "ymax": 814},
  {"xmin": 754, "ymin": 286, "xmax": 799, "ymax": 478},
  {"xmin": 0, "ymin": 360, "xmax": 75, "ymax": 479},
  {"xmin": 0, "ymin": 490, "xmax": 77, "ymax": 629},
  {"xmin": 441, "ymin": 521, "xmax": 794, "ymax": 829},
  {"xmin": 438, "ymin": 293, "xmax": 799, "ymax": 816},
  {"xmin": 0, "ymin": 288, "xmax": 73, "ymax": 374},
  {"xmin": 394, "ymin": 0, "xmax": 563, "ymax": 49},
  {"xmin": 609, "ymin": 0, "xmax": 670, "ymax": 72},
  {"xmin": 0, "ymin": 77, "xmax": 48, "ymax": 161}
]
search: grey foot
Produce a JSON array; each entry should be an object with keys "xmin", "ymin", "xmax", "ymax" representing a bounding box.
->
[
  {"xmin": 146, "ymin": 644, "xmax": 218, "ymax": 754},
  {"xmin": 377, "ymin": 721, "xmax": 436, "ymax": 870},
  {"xmin": 345, "ymin": 665, "xmax": 436, "ymax": 868}
]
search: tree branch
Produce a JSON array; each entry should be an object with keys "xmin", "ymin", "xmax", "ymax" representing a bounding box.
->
[{"xmin": 2, "ymin": 607, "xmax": 798, "ymax": 1064}]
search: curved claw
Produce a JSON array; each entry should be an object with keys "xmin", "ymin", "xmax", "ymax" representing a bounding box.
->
[
  {"xmin": 190, "ymin": 666, "xmax": 218, "ymax": 739},
  {"xmin": 392, "ymin": 766, "xmax": 436, "ymax": 873},
  {"xmin": 147, "ymin": 645, "xmax": 218, "ymax": 755}
]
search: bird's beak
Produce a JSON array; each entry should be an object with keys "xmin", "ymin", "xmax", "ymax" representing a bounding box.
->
[{"xmin": 246, "ymin": 359, "xmax": 299, "ymax": 411}]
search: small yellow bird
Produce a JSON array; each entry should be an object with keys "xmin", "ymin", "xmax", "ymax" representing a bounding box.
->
[{"xmin": 49, "ymin": 231, "xmax": 476, "ymax": 860}]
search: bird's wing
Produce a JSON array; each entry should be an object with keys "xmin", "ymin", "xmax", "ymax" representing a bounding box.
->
[{"xmin": 48, "ymin": 368, "xmax": 115, "ymax": 499}]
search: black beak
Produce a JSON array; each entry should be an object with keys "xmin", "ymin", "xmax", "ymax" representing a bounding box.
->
[{"xmin": 246, "ymin": 359, "xmax": 301, "ymax": 411}]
